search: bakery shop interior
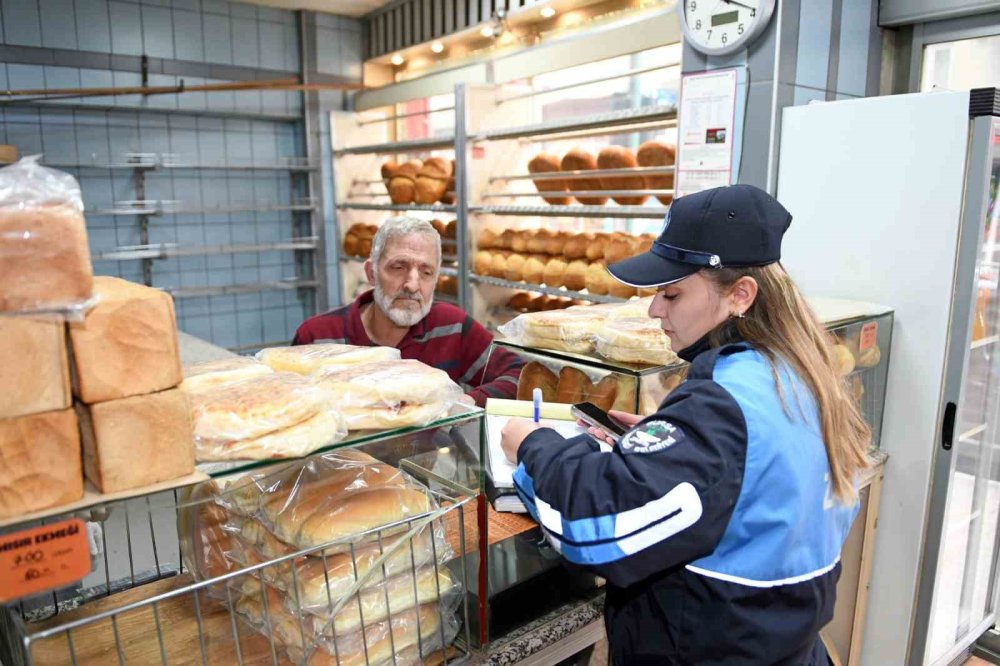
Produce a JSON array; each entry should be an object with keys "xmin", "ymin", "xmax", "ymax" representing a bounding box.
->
[{"xmin": 1, "ymin": 0, "xmax": 999, "ymax": 664}]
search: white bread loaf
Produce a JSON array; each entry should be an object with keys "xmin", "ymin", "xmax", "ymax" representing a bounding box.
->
[
  {"xmin": 196, "ymin": 409, "xmax": 345, "ymax": 462},
  {"xmin": 0, "ymin": 203, "xmax": 93, "ymax": 312},
  {"xmin": 595, "ymin": 318, "xmax": 677, "ymax": 366},
  {"xmin": 338, "ymin": 401, "xmax": 450, "ymax": 431},
  {"xmin": 77, "ymin": 388, "xmax": 194, "ymax": 493},
  {"xmin": 68, "ymin": 277, "xmax": 183, "ymax": 403},
  {"xmin": 313, "ymin": 360, "xmax": 460, "ymax": 408},
  {"xmin": 180, "ymin": 357, "xmax": 273, "ymax": 394},
  {"xmin": 0, "ymin": 409, "xmax": 83, "ymax": 519},
  {"xmin": 257, "ymin": 344, "xmax": 401, "ymax": 375},
  {"xmin": 504, "ymin": 308, "xmax": 610, "ymax": 354},
  {"xmin": 0, "ymin": 317, "xmax": 71, "ymax": 419}
]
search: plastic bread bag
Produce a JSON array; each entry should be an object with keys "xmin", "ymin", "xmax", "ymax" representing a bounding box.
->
[
  {"xmin": 312, "ymin": 360, "xmax": 464, "ymax": 431},
  {"xmin": 594, "ymin": 317, "xmax": 679, "ymax": 366},
  {"xmin": 497, "ymin": 308, "xmax": 609, "ymax": 354},
  {"xmin": 256, "ymin": 343, "xmax": 401, "ymax": 375},
  {"xmin": 180, "ymin": 356, "xmax": 274, "ymax": 394},
  {"xmin": 0, "ymin": 156, "xmax": 94, "ymax": 314},
  {"xmin": 189, "ymin": 372, "xmax": 347, "ymax": 462},
  {"xmin": 604, "ymin": 296, "xmax": 655, "ymax": 321}
]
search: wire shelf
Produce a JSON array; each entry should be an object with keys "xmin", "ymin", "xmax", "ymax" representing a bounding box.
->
[
  {"xmin": 97, "ymin": 239, "xmax": 319, "ymax": 261},
  {"xmin": 470, "ymin": 203, "xmax": 668, "ymax": 219},
  {"xmin": 489, "ymin": 165, "xmax": 675, "ymax": 183},
  {"xmin": 165, "ymin": 279, "xmax": 318, "ymax": 299},
  {"xmin": 470, "ymin": 274, "xmax": 625, "ymax": 304},
  {"xmin": 90, "ymin": 200, "xmax": 318, "ymax": 217},
  {"xmin": 337, "ymin": 203, "xmax": 458, "ymax": 213},
  {"xmin": 481, "ymin": 189, "xmax": 673, "ymax": 200},
  {"xmin": 333, "ymin": 136, "xmax": 455, "ymax": 157},
  {"xmin": 473, "ymin": 104, "xmax": 677, "ymax": 142}
]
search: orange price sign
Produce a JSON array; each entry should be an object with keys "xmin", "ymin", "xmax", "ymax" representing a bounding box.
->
[
  {"xmin": 859, "ymin": 322, "xmax": 878, "ymax": 352},
  {"xmin": 0, "ymin": 518, "xmax": 91, "ymax": 603}
]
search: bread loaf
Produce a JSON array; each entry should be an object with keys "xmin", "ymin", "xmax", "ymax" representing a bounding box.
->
[
  {"xmin": 595, "ymin": 318, "xmax": 677, "ymax": 366},
  {"xmin": 528, "ymin": 153, "xmax": 571, "ymax": 206},
  {"xmin": 516, "ymin": 361, "xmax": 558, "ymax": 402},
  {"xmin": 498, "ymin": 229, "xmax": 516, "ymax": 250},
  {"xmin": 445, "ymin": 219, "xmax": 457, "ymax": 238},
  {"xmin": 436, "ymin": 274, "xmax": 458, "ymax": 295},
  {"xmin": 612, "ymin": 377, "xmax": 637, "ymax": 413},
  {"xmin": 78, "ymin": 388, "xmax": 194, "ymax": 493},
  {"xmin": 257, "ymin": 343, "xmax": 401, "ymax": 375},
  {"xmin": 560, "ymin": 149, "xmax": 608, "ymax": 206},
  {"xmin": 856, "ymin": 345, "xmax": 881, "ymax": 368},
  {"xmin": 479, "ymin": 227, "xmax": 500, "ymax": 249},
  {"xmin": 832, "ymin": 344, "xmax": 856, "ymax": 376},
  {"xmin": 564, "ymin": 260, "xmax": 588, "ymax": 291},
  {"xmin": 518, "ymin": 308, "xmax": 606, "ymax": 353},
  {"xmin": 597, "ymin": 146, "xmax": 648, "ymax": 206},
  {"xmin": 555, "ymin": 367, "xmax": 593, "ymax": 404},
  {"xmin": 0, "ymin": 203, "xmax": 94, "ymax": 312},
  {"xmin": 490, "ymin": 252, "xmax": 509, "ymax": 278},
  {"xmin": 586, "ymin": 233, "xmax": 609, "ymax": 261},
  {"xmin": 563, "ymin": 233, "xmax": 591, "ymax": 260},
  {"xmin": 585, "ymin": 262, "xmax": 609, "ymax": 295},
  {"xmin": 510, "ymin": 229, "xmax": 529, "ymax": 253},
  {"xmin": 526, "ymin": 229, "xmax": 552, "ymax": 254},
  {"xmin": 181, "ymin": 357, "xmax": 274, "ymax": 394},
  {"xmin": 504, "ymin": 253, "xmax": 527, "ymax": 282},
  {"xmin": 542, "ymin": 258, "xmax": 567, "ymax": 288},
  {"xmin": 198, "ymin": 409, "xmax": 344, "ymax": 462},
  {"xmin": 473, "ymin": 250, "xmax": 493, "ymax": 275},
  {"xmin": 0, "ymin": 317, "xmax": 71, "ymax": 420},
  {"xmin": 636, "ymin": 140, "xmax": 676, "ymax": 205},
  {"xmin": 589, "ymin": 375, "xmax": 619, "ymax": 411},
  {"xmin": 387, "ymin": 160, "xmax": 421, "ymax": 204},
  {"xmin": 604, "ymin": 234, "xmax": 635, "ymax": 264},
  {"xmin": 606, "ymin": 278, "xmax": 638, "ymax": 299},
  {"xmin": 0, "ymin": 409, "xmax": 83, "ymax": 519},
  {"xmin": 313, "ymin": 359, "xmax": 458, "ymax": 408},
  {"xmin": 546, "ymin": 231, "xmax": 571, "ymax": 256},
  {"xmin": 522, "ymin": 256, "xmax": 547, "ymax": 284},
  {"xmin": 415, "ymin": 157, "xmax": 452, "ymax": 204},
  {"xmin": 68, "ymin": 276, "xmax": 183, "ymax": 404},
  {"xmin": 506, "ymin": 291, "xmax": 534, "ymax": 311},
  {"xmin": 380, "ymin": 161, "xmax": 398, "ymax": 180},
  {"xmin": 430, "ymin": 218, "xmax": 447, "ymax": 236}
]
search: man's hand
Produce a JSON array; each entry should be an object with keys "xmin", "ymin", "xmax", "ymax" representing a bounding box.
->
[
  {"xmin": 501, "ymin": 418, "xmax": 542, "ymax": 463},
  {"xmin": 577, "ymin": 410, "xmax": 644, "ymax": 445}
]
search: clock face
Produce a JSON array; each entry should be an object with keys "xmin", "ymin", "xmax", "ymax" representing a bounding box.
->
[{"xmin": 680, "ymin": 0, "xmax": 775, "ymax": 56}]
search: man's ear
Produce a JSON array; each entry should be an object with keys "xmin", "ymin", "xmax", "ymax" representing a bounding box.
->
[
  {"xmin": 364, "ymin": 259, "xmax": 376, "ymax": 286},
  {"xmin": 730, "ymin": 276, "xmax": 758, "ymax": 315}
]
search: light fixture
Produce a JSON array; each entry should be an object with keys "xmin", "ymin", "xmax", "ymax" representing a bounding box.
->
[
  {"xmin": 540, "ymin": 6, "xmax": 556, "ymax": 18},
  {"xmin": 390, "ymin": 54, "xmax": 404, "ymax": 65},
  {"xmin": 481, "ymin": 11, "xmax": 506, "ymax": 39},
  {"xmin": 480, "ymin": 24, "xmax": 495, "ymax": 38},
  {"xmin": 431, "ymin": 41, "xmax": 444, "ymax": 53}
]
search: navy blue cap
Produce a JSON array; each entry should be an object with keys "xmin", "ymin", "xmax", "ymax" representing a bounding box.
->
[{"xmin": 607, "ymin": 184, "xmax": 792, "ymax": 288}]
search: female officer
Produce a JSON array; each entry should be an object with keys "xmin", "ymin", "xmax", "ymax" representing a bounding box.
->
[{"xmin": 501, "ymin": 184, "xmax": 870, "ymax": 665}]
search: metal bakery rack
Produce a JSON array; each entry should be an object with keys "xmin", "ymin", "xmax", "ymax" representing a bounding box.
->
[{"xmin": 0, "ymin": 406, "xmax": 487, "ymax": 666}]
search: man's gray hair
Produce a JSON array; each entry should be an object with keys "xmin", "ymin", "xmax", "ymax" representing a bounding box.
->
[{"xmin": 369, "ymin": 216, "xmax": 442, "ymax": 269}]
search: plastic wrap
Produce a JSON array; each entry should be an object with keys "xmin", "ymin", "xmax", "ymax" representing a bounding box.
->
[
  {"xmin": 180, "ymin": 356, "xmax": 274, "ymax": 393},
  {"xmin": 257, "ymin": 343, "xmax": 402, "ymax": 375},
  {"xmin": 189, "ymin": 372, "xmax": 346, "ymax": 461},
  {"xmin": 594, "ymin": 317, "xmax": 678, "ymax": 366},
  {"xmin": 313, "ymin": 360, "xmax": 463, "ymax": 430},
  {"xmin": 0, "ymin": 156, "xmax": 94, "ymax": 314},
  {"xmin": 498, "ymin": 308, "xmax": 609, "ymax": 354}
]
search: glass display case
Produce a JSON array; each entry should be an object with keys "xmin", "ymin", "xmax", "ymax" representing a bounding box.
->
[{"xmin": 0, "ymin": 408, "xmax": 484, "ymax": 666}]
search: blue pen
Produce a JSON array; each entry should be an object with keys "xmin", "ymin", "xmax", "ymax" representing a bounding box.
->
[{"xmin": 532, "ymin": 387, "xmax": 542, "ymax": 423}]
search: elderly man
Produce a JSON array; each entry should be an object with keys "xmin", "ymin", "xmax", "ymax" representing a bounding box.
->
[{"xmin": 294, "ymin": 216, "xmax": 522, "ymax": 406}]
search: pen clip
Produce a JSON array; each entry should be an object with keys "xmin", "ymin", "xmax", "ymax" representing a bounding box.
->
[{"xmin": 532, "ymin": 387, "xmax": 542, "ymax": 423}]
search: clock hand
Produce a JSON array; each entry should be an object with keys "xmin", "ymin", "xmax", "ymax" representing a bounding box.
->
[{"xmin": 722, "ymin": 0, "xmax": 756, "ymax": 9}]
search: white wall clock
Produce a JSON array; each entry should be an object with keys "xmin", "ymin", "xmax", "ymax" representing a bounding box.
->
[{"xmin": 678, "ymin": 0, "xmax": 777, "ymax": 56}]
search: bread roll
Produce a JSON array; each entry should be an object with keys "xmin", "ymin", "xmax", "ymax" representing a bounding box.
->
[
  {"xmin": 414, "ymin": 157, "xmax": 453, "ymax": 204},
  {"xmin": 342, "ymin": 224, "xmax": 360, "ymax": 256},
  {"xmin": 522, "ymin": 256, "xmax": 547, "ymax": 284},
  {"xmin": 607, "ymin": 278, "xmax": 638, "ymax": 299},
  {"xmin": 563, "ymin": 233, "xmax": 591, "ymax": 260},
  {"xmin": 313, "ymin": 359, "xmax": 459, "ymax": 410},
  {"xmin": 832, "ymin": 344, "xmax": 856, "ymax": 376},
  {"xmin": 564, "ymin": 260, "xmax": 588, "ymax": 291},
  {"xmin": 586, "ymin": 232, "xmax": 610, "ymax": 261},
  {"xmin": 380, "ymin": 161, "xmax": 398, "ymax": 180},
  {"xmin": 479, "ymin": 227, "xmax": 500, "ymax": 249},
  {"xmin": 597, "ymin": 146, "xmax": 648, "ymax": 206},
  {"xmin": 356, "ymin": 237, "xmax": 372, "ymax": 258},
  {"xmin": 510, "ymin": 229, "xmax": 529, "ymax": 253},
  {"xmin": 0, "ymin": 203, "xmax": 94, "ymax": 312},
  {"xmin": 0, "ymin": 408, "xmax": 83, "ymax": 519},
  {"xmin": 589, "ymin": 375, "xmax": 619, "ymax": 411},
  {"xmin": 560, "ymin": 149, "xmax": 608, "ymax": 206},
  {"xmin": 518, "ymin": 308, "xmax": 607, "ymax": 353},
  {"xmin": 78, "ymin": 388, "xmax": 194, "ymax": 492},
  {"xmin": 257, "ymin": 343, "xmax": 400, "ymax": 375},
  {"xmin": 604, "ymin": 234, "xmax": 636, "ymax": 264},
  {"xmin": 528, "ymin": 153, "xmax": 571, "ymax": 206},
  {"xmin": 555, "ymin": 367, "xmax": 593, "ymax": 404},
  {"xmin": 181, "ymin": 357, "xmax": 274, "ymax": 394},
  {"xmin": 612, "ymin": 377, "xmax": 637, "ymax": 413},
  {"xmin": 856, "ymin": 345, "xmax": 881, "ymax": 368},
  {"xmin": 543, "ymin": 297, "xmax": 566, "ymax": 310},
  {"xmin": 506, "ymin": 291, "xmax": 532, "ymax": 311},
  {"xmin": 436, "ymin": 274, "xmax": 458, "ymax": 296},
  {"xmin": 445, "ymin": 219, "xmax": 457, "ymax": 238},
  {"xmin": 430, "ymin": 218, "xmax": 447, "ymax": 236},
  {"xmin": 528, "ymin": 294, "xmax": 551, "ymax": 312},
  {"xmin": 504, "ymin": 253, "xmax": 527, "ymax": 282},
  {"xmin": 68, "ymin": 277, "xmax": 183, "ymax": 404},
  {"xmin": 636, "ymin": 140, "xmax": 676, "ymax": 205},
  {"xmin": 498, "ymin": 229, "xmax": 516, "ymax": 250},
  {"xmin": 200, "ymin": 409, "xmax": 344, "ymax": 462},
  {"xmin": 585, "ymin": 262, "xmax": 609, "ymax": 295},
  {"xmin": 546, "ymin": 230, "xmax": 571, "ymax": 256},
  {"xmin": 0, "ymin": 317, "xmax": 71, "ymax": 420},
  {"xmin": 490, "ymin": 252, "xmax": 509, "ymax": 278},
  {"xmin": 387, "ymin": 160, "xmax": 421, "ymax": 204},
  {"xmin": 474, "ymin": 250, "xmax": 493, "ymax": 275},
  {"xmin": 527, "ymin": 228, "xmax": 553, "ymax": 254},
  {"xmin": 543, "ymin": 258, "xmax": 567, "ymax": 288}
]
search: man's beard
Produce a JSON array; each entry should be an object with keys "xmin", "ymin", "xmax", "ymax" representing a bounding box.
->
[{"xmin": 373, "ymin": 282, "xmax": 433, "ymax": 327}]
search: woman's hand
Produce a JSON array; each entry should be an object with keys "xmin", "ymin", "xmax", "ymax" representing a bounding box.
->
[
  {"xmin": 577, "ymin": 410, "xmax": 644, "ymax": 445},
  {"xmin": 501, "ymin": 419, "xmax": 542, "ymax": 463}
]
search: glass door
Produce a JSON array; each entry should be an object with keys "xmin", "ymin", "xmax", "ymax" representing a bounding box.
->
[{"xmin": 914, "ymin": 116, "xmax": 1000, "ymax": 666}]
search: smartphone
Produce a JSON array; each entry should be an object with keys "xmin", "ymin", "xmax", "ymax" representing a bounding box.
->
[{"xmin": 571, "ymin": 402, "xmax": 629, "ymax": 437}]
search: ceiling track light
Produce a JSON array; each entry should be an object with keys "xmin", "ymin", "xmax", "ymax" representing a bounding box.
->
[
  {"xmin": 431, "ymin": 41, "xmax": 444, "ymax": 53},
  {"xmin": 481, "ymin": 10, "xmax": 507, "ymax": 39},
  {"xmin": 390, "ymin": 54, "xmax": 404, "ymax": 65}
]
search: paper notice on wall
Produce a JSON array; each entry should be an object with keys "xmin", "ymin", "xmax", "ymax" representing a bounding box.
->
[{"xmin": 675, "ymin": 68, "xmax": 739, "ymax": 198}]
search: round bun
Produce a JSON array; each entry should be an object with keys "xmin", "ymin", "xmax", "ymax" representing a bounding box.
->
[
  {"xmin": 473, "ymin": 251, "xmax": 492, "ymax": 275},
  {"xmin": 585, "ymin": 262, "xmax": 608, "ymax": 295},
  {"xmin": 387, "ymin": 160, "xmax": 422, "ymax": 205},
  {"xmin": 526, "ymin": 229, "xmax": 553, "ymax": 254},
  {"xmin": 636, "ymin": 140, "xmax": 676, "ymax": 205},
  {"xmin": 380, "ymin": 161, "xmax": 399, "ymax": 180},
  {"xmin": 604, "ymin": 234, "xmax": 635, "ymax": 264},
  {"xmin": 528, "ymin": 153, "xmax": 571, "ymax": 206},
  {"xmin": 546, "ymin": 231, "xmax": 571, "ymax": 256},
  {"xmin": 498, "ymin": 229, "xmax": 516, "ymax": 250},
  {"xmin": 560, "ymin": 149, "xmax": 608, "ymax": 206},
  {"xmin": 445, "ymin": 220, "xmax": 457, "ymax": 238},
  {"xmin": 490, "ymin": 253, "xmax": 509, "ymax": 278},
  {"xmin": 479, "ymin": 227, "xmax": 500, "ymax": 249},
  {"xmin": 430, "ymin": 219, "xmax": 447, "ymax": 236},
  {"xmin": 522, "ymin": 256, "xmax": 547, "ymax": 284},
  {"xmin": 563, "ymin": 233, "xmax": 591, "ymax": 260},
  {"xmin": 832, "ymin": 344, "xmax": 856, "ymax": 375},
  {"xmin": 357, "ymin": 237, "xmax": 372, "ymax": 258},
  {"xmin": 529, "ymin": 294, "xmax": 552, "ymax": 311},
  {"xmin": 543, "ymin": 258, "xmax": 568, "ymax": 288},
  {"xmin": 506, "ymin": 291, "xmax": 533, "ymax": 311},
  {"xmin": 504, "ymin": 253, "xmax": 527, "ymax": 282},
  {"xmin": 511, "ymin": 230, "xmax": 529, "ymax": 253},
  {"xmin": 586, "ymin": 233, "xmax": 609, "ymax": 261},
  {"xmin": 606, "ymin": 276, "xmax": 637, "ymax": 299},
  {"xmin": 564, "ymin": 260, "xmax": 588, "ymax": 291},
  {"xmin": 597, "ymin": 146, "xmax": 647, "ymax": 206}
]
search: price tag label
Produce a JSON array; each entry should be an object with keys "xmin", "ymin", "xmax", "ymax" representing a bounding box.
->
[
  {"xmin": 0, "ymin": 518, "xmax": 90, "ymax": 603},
  {"xmin": 860, "ymin": 322, "xmax": 878, "ymax": 352}
]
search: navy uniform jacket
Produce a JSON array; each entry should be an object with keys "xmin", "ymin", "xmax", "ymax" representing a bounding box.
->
[{"xmin": 512, "ymin": 340, "xmax": 858, "ymax": 665}]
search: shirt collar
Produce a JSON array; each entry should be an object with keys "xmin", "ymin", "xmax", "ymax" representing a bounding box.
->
[{"xmin": 677, "ymin": 319, "xmax": 744, "ymax": 363}]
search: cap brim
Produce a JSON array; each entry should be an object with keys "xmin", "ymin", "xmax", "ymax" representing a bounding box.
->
[{"xmin": 607, "ymin": 251, "xmax": 699, "ymax": 288}]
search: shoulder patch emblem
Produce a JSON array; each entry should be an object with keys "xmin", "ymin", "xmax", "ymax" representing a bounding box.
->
[{"xmin": 619, "ymin": 420, "xmax": 684, "ymax": 454}]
